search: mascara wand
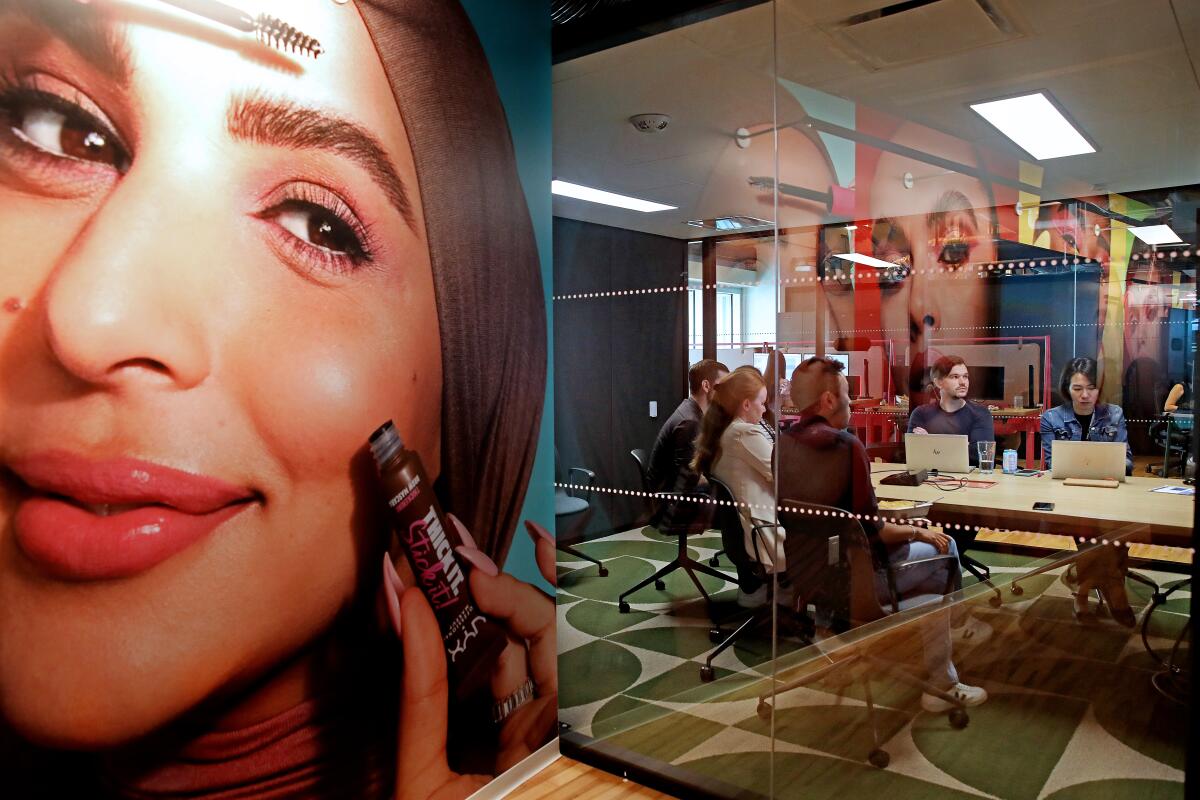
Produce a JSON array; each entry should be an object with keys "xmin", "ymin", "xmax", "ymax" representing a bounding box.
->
[{"xmin": 154, "ymin": 0, "xmax": 324, "ymax": 58}]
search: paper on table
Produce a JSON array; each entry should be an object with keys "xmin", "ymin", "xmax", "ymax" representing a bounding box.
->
[{"xmin": 1150, "ymin": 485, "xmax": 1195, "ymax": 495}]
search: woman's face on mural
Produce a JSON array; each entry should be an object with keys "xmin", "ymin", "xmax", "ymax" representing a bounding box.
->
[
  {"xmin": 0, "ymin": 0, "xmax": 442, "ymax": 747},
  {"xmin": 823, "ymin": 124, "xmax": 995, "ymax": 390}
]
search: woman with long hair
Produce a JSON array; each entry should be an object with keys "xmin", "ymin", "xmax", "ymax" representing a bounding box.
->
[
  {"xmin": 0, "ymin": 1, "xmax": 554, "ymax": 797},
  {"xmin": 692, "ymin": 367, "xmax": 780, "ymax": 581},
  {"xmin": 1040, "ymin": 357, "xmax": 1136, "ymax": 625}
]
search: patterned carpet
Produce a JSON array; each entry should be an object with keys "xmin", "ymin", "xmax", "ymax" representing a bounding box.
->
[{"xmin": 556, "ymin": 526, "xmax": 1190, "ymax": 800}]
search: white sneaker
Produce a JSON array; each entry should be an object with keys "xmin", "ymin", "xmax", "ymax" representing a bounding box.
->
[
  {"xmin": 737, "ymin": 584, "xmax": 768, "ymax": 609},
  {"xmin": 951, "ymin": 615, "xmax": 993, "ymax": 646},
  {"xmin": 921, "ymin": 682, "xmax": 988, "ymax": 713}
]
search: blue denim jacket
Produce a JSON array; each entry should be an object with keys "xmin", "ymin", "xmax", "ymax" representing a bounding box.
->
[{"xmin": 1039, "ymin": 403, "xmax": 1132, "ymax": 473}]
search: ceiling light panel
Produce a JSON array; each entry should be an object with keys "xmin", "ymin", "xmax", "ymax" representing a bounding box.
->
[{"xmin": 969, "ymin": 92, "xmax": 1095, "ymax": 160}]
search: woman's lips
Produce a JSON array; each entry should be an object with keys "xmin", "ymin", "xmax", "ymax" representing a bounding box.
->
[{"xmin": 8, "ymin": 452, "xmax": 257, "ymax": 580}]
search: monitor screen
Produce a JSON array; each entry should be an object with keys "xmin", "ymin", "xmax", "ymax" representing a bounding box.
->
[{"xmin": 968, "ymin": 365, "xmax": 1005, "ymax": 401}]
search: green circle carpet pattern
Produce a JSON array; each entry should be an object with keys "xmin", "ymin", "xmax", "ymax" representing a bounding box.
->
[{"xmin": 556, "ymin": 525, "xmax": 1189, "ymax": 799}]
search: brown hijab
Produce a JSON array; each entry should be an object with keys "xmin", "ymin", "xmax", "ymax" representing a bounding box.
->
[{"xmin": 357, "ymin": 0, "xmax": 547, "ymax": 566}]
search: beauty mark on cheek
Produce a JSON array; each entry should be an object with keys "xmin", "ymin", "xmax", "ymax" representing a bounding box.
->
[{"xmin": 3, "ymin": 298, "xmax": 22, "ymax": 313}]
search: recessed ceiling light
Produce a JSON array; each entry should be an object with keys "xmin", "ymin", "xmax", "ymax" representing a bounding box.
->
[
  {"xmin": 833, "ymin": 252, "xmax": 898, "ymax": 270},
  {"xmin": 685, "ymin": 215, "xmax": 773, "ymax": 230},
  {"xmin": 1128, "ymin": 225, "xmax": 1184, "ymax": 246},
  {"xmin": 551, "ymin": 180, "xmax": 675, "ymax": 212},
  {"xmin": 969, "ymin": 92, "xmax": 1095, "ymax": 160}
]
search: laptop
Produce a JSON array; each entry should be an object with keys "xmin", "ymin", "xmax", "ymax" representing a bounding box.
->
[
  {"xmin": 904, "ymin": 433, "xmax": 970, "ymax": 473},
  {"xmin": 1050, "ymin": 440, "xmax": 1127, "ymax": 482}
]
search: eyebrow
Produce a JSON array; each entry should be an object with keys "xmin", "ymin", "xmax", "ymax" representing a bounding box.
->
[
  {"xmin": 1, "ymin": 0, "xmax": 132, "ymax": 88},
  {"xmin": 228, "ymin": 93, "xmax": 415, "ymax": 229}
]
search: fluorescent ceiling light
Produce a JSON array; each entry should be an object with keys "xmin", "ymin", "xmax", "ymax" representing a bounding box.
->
[
  {"xmin": 551, "ymin": 180, "xmax": 675, "ymax": 212},
  {"xmin": 833, "ymin": 252, "xmax": 898, "ymax": 270},
  {"xmin": 685, "ymin": 215, "xmax": 773, "ymax": 230},
  {"xmin": 1129, "ymin": 225, "xmax": 1183, "ymax": 246},
  {"xmin": 969, "ymin": 92, "xmax": 1095, "ymax": 160}
]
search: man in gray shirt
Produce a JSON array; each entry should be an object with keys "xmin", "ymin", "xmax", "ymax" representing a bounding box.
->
[{"xmin": 907, "ymin": 355, "xmax": 995, "ymax": 466}]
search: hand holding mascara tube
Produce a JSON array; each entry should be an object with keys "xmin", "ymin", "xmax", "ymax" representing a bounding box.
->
[{"xmin": 372, "ymin": 422, "xmax": 558, "ymax": 791}]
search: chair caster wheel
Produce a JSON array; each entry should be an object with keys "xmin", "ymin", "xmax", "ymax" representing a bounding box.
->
[
  {"xmin": 700, "ymin": 666, "xmax": 715, "ymax": 682},
  {"xmin": 949, "ymin": 708, "xmax": 969, "ymax": 729},
  {"xmin": 756, "ymin": 700, "xmax": 772, "ymax": 720},
  {"xmin": 598, "ymin": 567, "xmax": 609, "ymax": 577},
  {"xmin": 618, "ymin": 601, "xmax": 630, "ymax": 614},
  {"xmin": 1010, "ymin": 584, "xmax": 1024, "ymax": 596},
  {"xmin": 868, "ymin": 749, "xmax": 890, "ymax": 769},
  {"xmin": 655, "ymin": 579, "xmax": 666, "ymax": 591},
  {"xmin": 709, "ymin": 556, "xmax": 721, "ymax": 567},
  {"xmin": 709, "ymin": 628, "xmax": 723, "ymax": 643},
  {"xmin": 989, "ymin": 594, "xmax": 1002, "ymax": 607}
]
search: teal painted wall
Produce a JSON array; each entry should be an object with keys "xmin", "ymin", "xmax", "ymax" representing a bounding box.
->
[{"xmin": 460, "ymin": 1, "xmax": 554, "ymax": 591}]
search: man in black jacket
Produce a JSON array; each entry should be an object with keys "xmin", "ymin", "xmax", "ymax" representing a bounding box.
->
[{"xmin": 646, "ymin": 359, "xmax": 728, "ymax": 496}]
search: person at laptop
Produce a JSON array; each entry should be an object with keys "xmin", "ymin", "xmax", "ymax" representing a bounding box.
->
[
  {"xmin": 1040, "ymin": 357, "xmax": 1132, "ymax": 475},
  {"xmin": 779, "ymin": 357, "xmax": 990, "ymax": 711},
  {"xmin": 1039, "ymin": 358, "xmax": 1137, "ymax": 625},
  {"xmin": 907, "ymin": 356, "xmax": 995, "ymax": 466}
]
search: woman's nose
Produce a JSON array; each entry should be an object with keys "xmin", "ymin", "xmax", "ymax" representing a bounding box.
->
[
  {"xmin": 42, "ymin": 171, "xmax": 212, "ymax": 390},
  {"xmin": 907, "ymin": 260, "xmax": 940, "ymax": 344}
]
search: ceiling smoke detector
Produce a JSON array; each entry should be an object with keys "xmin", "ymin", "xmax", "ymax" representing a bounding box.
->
[{"xmin": 629, "ymin": 113, "xmax": 671, "ymax": 133}]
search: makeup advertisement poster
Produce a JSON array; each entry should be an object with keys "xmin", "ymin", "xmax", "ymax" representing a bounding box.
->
[{"xmin": 0, "ymin": 1, "xmax": 556, "ymax": 798}]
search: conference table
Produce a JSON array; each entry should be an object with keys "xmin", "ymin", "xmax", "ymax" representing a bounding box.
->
[{"xmin": 870, "ymin": 463, "xmax": 1194, "ymax": 556}]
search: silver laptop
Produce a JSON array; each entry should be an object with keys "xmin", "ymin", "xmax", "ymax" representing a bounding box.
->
[
  {"xmin": 1050, "ymin": 440, "xmax": 1126, "ymax": 482},
  {"xmin": 904, "ymin": 433, "xmax": 970, "ymax": 473}
]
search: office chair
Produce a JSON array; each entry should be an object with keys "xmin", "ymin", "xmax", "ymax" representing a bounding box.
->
[
  {"xmin": 631, "ymin": 447, "xmax": 727, "ymax": 568},
  {"xmin": 698, "ymin": 475, "xmax": 811, "ymax": 682},
  {"xmin": 865, "ymin": 441, "xmax": 1001, "ymax": 606},
  {"xmin": 752, "ymin": 500, "xmax": 970, "ymax": 769},
  {"xmin": 554, "ymin": 459, "xmax": 607, "ymax": 577},
  {"xmin": 1147, "ymin": 413, "xmax": 1190, "ymax": 478},
  {"xmin": 616, "ymin": 478, "xmax": 733, "ymax": 613}
]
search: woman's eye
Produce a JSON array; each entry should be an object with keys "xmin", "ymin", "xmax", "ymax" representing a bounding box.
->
[
  {"xmin": 2, "ymin": 87, "xmax": 130, "ymax": 172},
  {"xmin": 272, "ymin": 201, "xmax": 365, "ymax": 257}
]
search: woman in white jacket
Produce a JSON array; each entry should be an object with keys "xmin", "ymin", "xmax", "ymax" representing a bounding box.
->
[{"xmin": 692, "ymin": 367, "xmax": 781, "ymax": 577}]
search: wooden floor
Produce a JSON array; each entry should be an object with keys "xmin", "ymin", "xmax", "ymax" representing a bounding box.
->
[{"xmin": 505, "ymin": 757, "xmax": 673, "ymax": 800}]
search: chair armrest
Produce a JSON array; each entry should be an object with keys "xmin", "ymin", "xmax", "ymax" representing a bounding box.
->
[
  {"xmin": 748, "ymin": 519, "xmax": 779, "ymax": 568},
  {"xmin": 887, "ymin": 553, "xmax": 960, "ymax": 598},
  {"xmin": 567, "ymin": 467, "xmax": 596, "ymax": 502}
]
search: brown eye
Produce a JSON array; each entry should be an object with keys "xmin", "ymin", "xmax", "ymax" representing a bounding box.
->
[
  {"xmin": 270, "ymin": 200, "xmax": 367, "ymax": 259},
  {"xmin": 4, "ymin": 90, "xmax": 129, "ymax": 172}
]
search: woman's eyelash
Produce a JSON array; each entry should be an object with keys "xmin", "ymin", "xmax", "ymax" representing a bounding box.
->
[
  {"xmin": 259, "ymin": 182, "xmax": 377, "ymax": 275},
  {"xmin": 0, "ymin": 76, "xmax": 131, "ymax": 173}
]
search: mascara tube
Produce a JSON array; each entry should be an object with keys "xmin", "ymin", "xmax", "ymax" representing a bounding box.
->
[{"xmin": 370, "ymin": 421, "xmax": 507, "ymax": 702}]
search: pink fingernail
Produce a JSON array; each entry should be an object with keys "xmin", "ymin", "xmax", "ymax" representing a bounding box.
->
[
  {"xmin": 448, "ymin": 513, "xmax": 478, "ymax": 550},
  {"xmin": 381, "ymin": 554, "xmax": 402, "ymax": 636},
  {"xmin": 455, "ymin": 545, "xmax": 499, "ymax": 577},
  {"xmin": 524, "ymin": 520, "xmax": 554, "ymax": 546},
  {"xmin": 384, "ymin": 554, "xmax": 405, "ymax": 592}
]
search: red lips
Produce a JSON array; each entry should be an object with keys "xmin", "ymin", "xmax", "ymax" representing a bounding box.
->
[{"xmin": 8, "ymin": 452, "xmax": 257, "ymax": 580}]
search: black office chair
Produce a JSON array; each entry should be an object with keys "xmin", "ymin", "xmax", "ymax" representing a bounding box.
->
[
  {"xmin": 631, "ymin": 447, "xmax": 727, "ymax": 568},
  {"xmin": 866, "ymin": 441, "xmax": 1000, "ymax": 606},
  {"xmin": 698, "ymin": 476, "xmax": 811, "ymax": 682},
  {"xmin": 1147, "ymin": 413, "xmax": 1190, "ymax": 478},
  {"xmin": 753, "ymin": 500, "xmax": 970, "ymax": 769},
  {"xmin": 616, "ymin": 479, "xmax": 733, "ymax": 613},
  {"xmin": 554, "ymin": 461, "xmax": 607, "ymax": 577}
]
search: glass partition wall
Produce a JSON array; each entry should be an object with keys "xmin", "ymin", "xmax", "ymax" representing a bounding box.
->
[{"xmin": 555, "ymin": 1, "xmax": 1194, "ymax": 797}]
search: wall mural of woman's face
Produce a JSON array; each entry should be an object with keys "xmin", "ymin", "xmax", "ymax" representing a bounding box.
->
[
  {"xmin": 0, "ymin": 0, "xmax": 441, "ymax": 747},
  {"xmin": 823, "ymin": 123, "xmax": 996, "ymax": 393}
]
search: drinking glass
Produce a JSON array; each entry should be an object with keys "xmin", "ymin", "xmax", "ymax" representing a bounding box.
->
[{"xmin": 977, "ymin": 441, "xmax": 996, "ymax": 474}]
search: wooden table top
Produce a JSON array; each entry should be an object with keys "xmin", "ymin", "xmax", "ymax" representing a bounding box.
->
[{"xmin": 870, "ymin": 462, "xmax": 1194, "ymax": 544}]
